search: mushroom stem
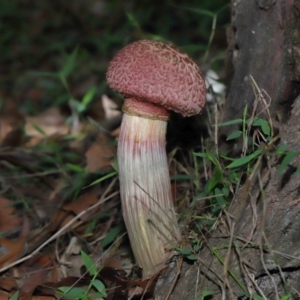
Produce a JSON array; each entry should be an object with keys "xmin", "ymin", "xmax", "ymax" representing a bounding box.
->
[{"xmin": 118, "ymin": 112, "xmax": 181, "ymax": 277}]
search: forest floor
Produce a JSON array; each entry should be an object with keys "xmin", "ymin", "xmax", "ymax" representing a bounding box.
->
[{"xmin": 0, "ymin": 1, "xmax": 229, "ymax": 299}]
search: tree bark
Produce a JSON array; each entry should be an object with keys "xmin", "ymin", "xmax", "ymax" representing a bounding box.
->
[
  {"xmin": 155, "ymin": 0, "xmax": 300, "ymax": 299},
  {"xmin": 221, "ymin": 0, "xmax": 300, "ymax": 140}
]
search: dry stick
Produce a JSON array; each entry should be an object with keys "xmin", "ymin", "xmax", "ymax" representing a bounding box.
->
[
  {"xmin": 234, "ymin": 246, "xmax": 255, "ymax": 298},
  {"xmin": 129, "ymin": 285, "xmax": 150, "ymax": 300},
  {"xmin": 233, "ymin": 237, "xmax": 268, "ymax": 299},
  {"xmin": 5, "ymin": 170, "xmax": 62, "ymax": 179},
  {"xmin": 249, "ymin": 76, "xmax": 274, "ymax": 137},
  {"xmin": 195, "ymin": 264, "xmax": 200, "ymax": 299},
  {"xmin": 201, "ymin": 135, "xmax": 208, "ymax": 181},
  {"xmin": 259, "ymin": 174, "xmax": 289, "ymax": 297},
  {"xmin": 195, "ymin": 255, "xmax": 226, "ymax": 298},
  {"xmin": 258, "ymin": 172, "xmax": 280, "ymax": 300},
  {"xmin": 243, "ymin": 77, "xmax": 260, "ymax": 156},
  {"xmin": 232, "ymin": 235, "xmax": 300, "ymax": 263},
  {"xmin": 0, "ymin": 187, "xmax": 119, "ymax": 273},
  {"xmin": 244, "ymin": 75, "xmax": 273, "ymax": 156},
  {"xmin": 244, "ymin": 167, "xmax": 261, "ymax": 248},
  {"xmin": 261, "ymin": 90, "xmax": 274, "ymax": 136},
  {"xmin": 164, "ymin": 256, "xmax": 183, "ymax": 300},
  {"xmin": 128, "ymin": 287, "xmax": 140, "ymax": 300},
  {"xmin": 171, "ymin": 155, "xmax": 191, "ymax": 180},
  {"xmin": 141, "ymin": 274, "xmax": 157, "ymax": 300},
  {"xmin": 238, "ymin": 136, "xmax": 279, "ymax": 249},
  {"xmin": 222, "ymin": 210, "xmax": 236, "ymax": 299},
  {"xmin": 205, "ymin": 88, "xmax": 214, "ymax": 138},
  {"xmin": 243, "ymin": 265, "xmax": 268, "ymax": 300},
  {"xmin": 293, "ymin": 288, "xmax": 300, "ymax": 297},
  {"xmin": 250, "ymin": 77, "xmax": 275, "ymax": 146},
  {"xmin": 214, "ymin": 102, "xmax": 219, "ymax": 157},
  {"xmin": 195, "ymin": 216, "xmax": 232, "ymax": 299}
]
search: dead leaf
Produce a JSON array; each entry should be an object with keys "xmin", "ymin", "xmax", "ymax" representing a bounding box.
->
[
  {"xmin": 60, "ymin": 236, "xmax": 83, "ymax": 278},
  {"xmin": 25, "ymin": 107, "xmax": 70, "ymax": 145},
  {"xmin": 0, "ymin": 277, "xmax": 18, "ymax": 293},
  {"xmin": 85, "ymin": 132, "xmax": 116, "ymax": 172},
  {"xmin": 0, "ymin": 93, "xmax": 24, "ymax": 147},
  {"xmin": 102, "ymin": 95, "xmax": 120, "ymax": 120},
  {"xmin": 21, "ymin": 269, "xmax": 49, "ymax": 294},
  {"xmin": 0, "ymin": 290, "xmax": 11, "ymax": 300},
  {"xmin": 62, "ymin": 192, "xmax": 99, "ymax": 221},
  {"xmin": 0, "ymin": 197, "xmax": 22, "ymax": 232},
  {"xmin": 50, "ymin": 192, "xmax": 100, "ymax": 233},
  {"xmin": 0, "ymin": 216, "xmax": 29, "ymax": 268},
  {"xmin": 11, "ymin": 254, "xmax": 57, "ymax": 295}
]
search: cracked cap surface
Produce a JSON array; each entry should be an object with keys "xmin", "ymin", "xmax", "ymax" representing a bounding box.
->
[{"xmin": 106, "ymin": 40, "xmax": 206, "ymax": 117}]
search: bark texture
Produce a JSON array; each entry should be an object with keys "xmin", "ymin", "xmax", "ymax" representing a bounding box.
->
[
  {"xmin": 155, "ymin": 0, "xmax": 300, "ymax": 299},
  {"xmin": 221, "ymin": 0, "xmax": 300, "ymax": 140}
]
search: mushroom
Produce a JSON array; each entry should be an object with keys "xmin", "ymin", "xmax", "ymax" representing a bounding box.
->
[{"xmin": 106, "ymin": 40, "xmax": 206, "ymax": 277}]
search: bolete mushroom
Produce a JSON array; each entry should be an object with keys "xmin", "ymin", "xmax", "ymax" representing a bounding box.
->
[{"xmin": 106, "ymin": 40, "xmax": 206, "ymax": 277}]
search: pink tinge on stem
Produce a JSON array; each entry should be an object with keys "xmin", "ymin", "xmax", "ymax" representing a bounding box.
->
[{"xmin": 118, "ymin": 114, "xmax": 180, "ymax": 277}]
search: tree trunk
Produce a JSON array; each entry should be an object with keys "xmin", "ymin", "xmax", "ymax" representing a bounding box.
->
[
  {"xmin": 155, "ymin": 0, "xmax": 300, "ymax": 299},
  {"xmin": 221, "ymin": 0, "xmax": 300, "ymax": 140}
]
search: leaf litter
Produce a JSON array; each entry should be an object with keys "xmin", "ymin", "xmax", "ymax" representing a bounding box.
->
[
  {"xmin": 0, "ymin": 1, "xmax": 228, "ymax": 298},
  {"xmin": 0, "ymin": 64, "xmax": 162, "ymax": 300}
]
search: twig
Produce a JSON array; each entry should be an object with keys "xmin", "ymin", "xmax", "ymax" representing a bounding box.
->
[
  {"xmin": 214, "ymin": 102, "xmax": 219, "ymax": 157},
  {"xmin": 258, "ymin": 172, "xmax": 280, "ymax": 300},
  {"xmin": 0, "ymin": 188, "xmax": 119, "ymax": 273}
]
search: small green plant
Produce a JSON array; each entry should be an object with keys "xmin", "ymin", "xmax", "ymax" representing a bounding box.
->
[
  {"xmin": 194, "ymin": 290, "xmax": 214, "ymax": 300},
  {"xmin": 189, "ymin": 100, "xmax": 299, "ymax": 298},
  {"xmin": 100, "ymin": 225, "xmax": 124, "ymax": 248},
  {"xmin": 57, "ymin": 250, "xmax": 107, "ymax": 300},
  {"xmin": 174, "ymin": 246, "xmax": 198, "ymax": 261},
  {"xmin": 192, "ymin": 104, "xmax": 283, "ymax": 219},
  {"xmin": 10, "ymin": 290, "xmax": 19, "ymax": 300}
]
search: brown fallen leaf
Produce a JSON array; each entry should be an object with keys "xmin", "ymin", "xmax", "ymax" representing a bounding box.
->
[
  {"xmin": 84, "ymin": 94, "xmax": 119, "ymax": 173},
  {"xmin": 24, "ymin": 107, "xmax": 70, "ymax": 146},
  {"xmin": 0, "ymin": 197, "xmax": 22, "ymax": 233},
  {"xmin": 20, "ymin": 269, "xmax": 49, "ymax": 295},
  {"xmin": 25, "ymin": 107, "xmax": 67, "ymax": 134},
  {"xmin": 0, "ymin": 93, "xmax": 24, "ymax": 147},
  {"xmin": 85, "ymin": 132, "xmax": 116, "ymax": 173},
  {"xmin": 0, "ymin": 290, "xmax": 11, "ymax": 300},
  {"xmin": 0, "ymin": 216, "xmax": 29, "ymax": 268},
  {"xmin": 0, "ymin": 277, "xmax": 18, "ymax": 294},
  {"xmin": 7, "ymin": 254, "xmax": 58, "ymax": 300},
  {"xmin": 50, "ymin": 192, "xmax": 100, "ymax": 233}
]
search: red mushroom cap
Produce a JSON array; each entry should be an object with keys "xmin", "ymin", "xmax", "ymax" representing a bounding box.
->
[{"xmin": 106, "ymin": 40, "xmax": 206, "ymax": 117}]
